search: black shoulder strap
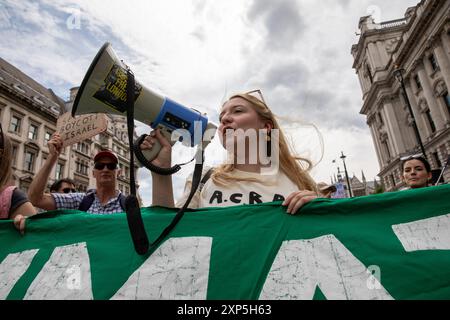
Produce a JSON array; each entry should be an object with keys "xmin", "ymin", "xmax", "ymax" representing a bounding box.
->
[
  {"xmin": 79, "ymin": 192, "xmax": 127, "ymax": 212},
  {"xmin": 119, "ymin": 193, "xmax": 127, "ymax": 211},
  {"xmin": 198, "ymin": 168, "xmax": 214, "ymax": 193},
  {"xmin": 78, "ymin": 193, "xmax": 95, "ymax": 212}
]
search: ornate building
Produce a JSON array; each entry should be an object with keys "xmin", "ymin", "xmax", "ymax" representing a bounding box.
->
[
  {"xmin": 352, "ymin": 0, "xmax": 450, "ymax": 191},
  {"xmin": 332, "ymin": 169, "xmax": 378, "ymax": 198},
  {"xmin": 0, "ymin": 57, "xmax": 140, "ymax": 197}
]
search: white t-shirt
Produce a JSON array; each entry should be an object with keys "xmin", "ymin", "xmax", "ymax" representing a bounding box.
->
[{"xmin": 175, "ymin": 167, "xmax": 299, "ymax": 209}]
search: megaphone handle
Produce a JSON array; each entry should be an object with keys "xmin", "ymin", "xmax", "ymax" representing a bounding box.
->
[
  {"xmin": 134, "ymin": 132, "xmax": 182, "ymax": 176},
  {"xmin": 140, "ymin": 128, "xmax": 175, "ymax": 162},
  {"xmin": 141, "ymin": 140, "xmax": 162, "ymax": 163}
]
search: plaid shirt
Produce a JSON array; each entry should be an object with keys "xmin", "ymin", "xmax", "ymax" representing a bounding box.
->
[{"xmin": 52, "ymin": 189, "xmax": 124, "ymax": 215}]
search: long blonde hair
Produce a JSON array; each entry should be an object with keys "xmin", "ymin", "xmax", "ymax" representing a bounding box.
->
[
  {"xmin": 0, "ymin": 129, "xmax": 13, "ymax": 190},
  {"xmin": 212, "ymin": 93, "xmax": 318, "ymax": 192}
]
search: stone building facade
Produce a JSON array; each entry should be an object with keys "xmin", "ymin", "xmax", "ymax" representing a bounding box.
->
[
  {"xmin": 0, "ymin": 57, "xmax": 140, "ymax": 197},
  {"xmin": 352, "ymin": 0, "xmax": 450, "ymax": 191}
]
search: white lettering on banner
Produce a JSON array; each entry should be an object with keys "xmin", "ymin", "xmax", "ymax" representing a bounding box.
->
[
  {"xmin": 393, "ymin": 214, "xmax": 450, "ymax": 251},
  {"xmin": 111, "ymin": 237, "xmax": 212, "ymax": 300},
  {"xmin": 24, "ymin": 243, "xmax": 93, "ymax": 300},
  {"xmin": 0, "ymin": 249, "xmax": 39, "ymax": 300},
  {"xmin": 259, "ymin": 235, "xmax": 393, "ymax": 300},
  {"xmin": 367, "ymin": 265, "xmax": 382, "ymax": 290}
]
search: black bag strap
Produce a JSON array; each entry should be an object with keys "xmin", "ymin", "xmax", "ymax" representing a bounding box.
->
[
  {"xmin": 78, "ymin": 192, "xmax": 126, "ymax": 212},
  {"xmin": 118, "ymin": 193, "xmax": 127, "ymax": 211},
  {"xmin": 78, "ymin": 192, "xmax": 95, "ymax": 212},
  {"xmin": 199, "ymin": 168, "xmax": 214, "ymax": 193}
]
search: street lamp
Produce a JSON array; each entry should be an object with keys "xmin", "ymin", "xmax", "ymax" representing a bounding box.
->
[
  {"xmin": 340, "ymin": 151, "xmax": 353, "ymax": 198},
  {"xmin": 393, "ymin": 66, "xmax": 427, "ymax": 159}
]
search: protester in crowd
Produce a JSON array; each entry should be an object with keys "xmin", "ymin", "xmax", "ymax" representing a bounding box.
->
[
  {"xmin": 401, "ymin": 155, "xmax": 432, "ymax": 189},
  {"xmin": 142, "ymin": 90, "xmax": 321, "ymax": 214},
  {"xmin": 28, "ymin": 133, "xmax": 126, "ymax": 213},
  {"xmin": 0, "ymin": 125, "xmax": 36, "ymax": 233},
  {"xmin": 50, "ymin": 178, "xmax": 77, "ymax": 193}
]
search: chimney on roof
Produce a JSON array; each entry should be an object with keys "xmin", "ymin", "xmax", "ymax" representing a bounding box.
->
[{"xmin": 69, "ymin": 87, "xmax": 79, "ymax": 103}]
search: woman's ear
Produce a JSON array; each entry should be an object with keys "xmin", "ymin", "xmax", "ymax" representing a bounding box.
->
[{"xmin": 265, "ymin": 122, "xmax": 274, "ymax": 131}]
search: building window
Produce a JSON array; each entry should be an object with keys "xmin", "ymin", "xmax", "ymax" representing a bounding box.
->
[
  {"xmin": 76, "ymin": 160, "xmax": 89, "ymax": 176},
  {"xmin": 433, "ymin": 152, "xmax": 442, "ymax": 168},
  {"xmin": 10, "ymin": 115, "xmax": 21, "ymax": 133},
  {"xmin": 377, "ymin": 112, "xmax": 384, "ymax": 125},
  {"xmin": 414, "ymin": 74, "xmax": 422, "ymax": 90},
  {"xmin": 13, "ymin": 84, "xmax": 25, "ymax": 93},
  {"xmin": 44, "ymin": 130, "xmax": 53, "ymax": 144},
  {"xmin": 24, "ymin": 151, "xmax": 36, "ymax": 172},
  {"xmin": 19, "ymin": 182, "xmax": 30, "ymax": 193},
  {"xmin": 390, "ymin": 174, "xmax": 396, "ymax": 188},
  {"xmin": 366, "ymin": 64, "xmax": 373, "ymax": 84},
  {"xmin": 56, "ymin": 162, "xmax": 64, "ymax": 180},
  {"xmin": 443, "ymin": 91, "xmax": 450, "ymax": 115},
  {"xmin": 382, "ymin": 140, "xmax": 391, "ymax": 160},
  {"xmin": 425, "ymin": 109, "xmax": 436, "ymax": 133},
  {"xmin": 11, "ymin": 144, "xmax": 18, "ymax": 167},
  {"xmin": 100, "ymin": 134, "xmax": 108, "ymax": 146},
  {"xmin": 76, "ymin": 142, "xmax": 89, "ymax": 154},
  {"xmin": 429, "ymin": 54, "xmax": 439, "ymax": 72},
  {"xmin": 28, "ymin": 123, "xmax": 38, "ymax": 140}
]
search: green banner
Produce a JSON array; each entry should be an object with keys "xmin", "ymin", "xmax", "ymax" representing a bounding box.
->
[{"xmin": 1, "ymin": 185, "xmax": 450, "ymax": 300}]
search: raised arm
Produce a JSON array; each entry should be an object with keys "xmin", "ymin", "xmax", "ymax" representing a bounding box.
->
[
  {"xmin": 141, "ymin": 129, "xmax": 175, "ymax": 208},
  {"xmin": 27, "ymin": 133, "xmax": 63, "ymax": 211}
]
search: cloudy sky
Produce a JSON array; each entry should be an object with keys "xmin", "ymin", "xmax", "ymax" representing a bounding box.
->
[{"xmin": 0, "ymin": 0, "xmax": 420, "ymax": 205}]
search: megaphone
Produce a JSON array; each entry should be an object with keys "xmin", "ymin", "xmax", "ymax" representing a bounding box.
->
[
  {"xmin": 72, "ymin": 42, "xmax": 216, "ymax": 165},
  {"xmin": 72, "ymin": 42, "xmax": 217, "ymax": 255}
]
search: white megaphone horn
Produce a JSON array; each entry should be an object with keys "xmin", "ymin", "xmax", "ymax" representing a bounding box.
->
[{"xmin": 72, "ymin": 42, "xmax": 217, "ymax": 170}]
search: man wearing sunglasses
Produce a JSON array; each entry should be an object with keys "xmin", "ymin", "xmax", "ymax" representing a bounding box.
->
[
  {"xmin": 50, "ymin": 178, "xmax": 77, "ymax": 194},
  {"xmin": 28, "ymin": 133, "xmax": 126, "ymax": 214}
]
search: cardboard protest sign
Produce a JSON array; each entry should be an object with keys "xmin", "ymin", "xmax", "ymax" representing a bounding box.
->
[{"xmin": 57, "ymin": 113, "xmax": 107, "ymax": 147}]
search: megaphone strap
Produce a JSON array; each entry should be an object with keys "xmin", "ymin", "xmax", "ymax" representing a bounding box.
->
[
  {"xmin": 124, "ymin": 67, "xmax": 205, "ymax": 255},
  {"xmin": 125, "ymin": 69, "xmax": 149, "ymax": 255}
]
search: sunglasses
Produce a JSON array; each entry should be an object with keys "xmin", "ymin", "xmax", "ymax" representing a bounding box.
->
[
  {"xmin": 62, "ymin": 188, "xmax": 77, "ymax": 193},
  {"xmin": 245, "ymin": 89, "xmax": 267, "ymax": 105},
  {"xmin": 94, "ymin": 162, "xmax": 118, "ymax": 170},
  {"xmin": 400, "ymin": 153, "xmax": 424, "ymax": 161}
]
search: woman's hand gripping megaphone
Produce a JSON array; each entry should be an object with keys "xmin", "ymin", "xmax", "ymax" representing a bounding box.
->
[{"xmin": 139, "ymin": 128, "xmax": 175, "ymax": 169}]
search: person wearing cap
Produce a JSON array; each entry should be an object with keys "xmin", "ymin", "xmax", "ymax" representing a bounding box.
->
[{"xmin": 28, "ymin": 133, "xmax": 125, "ymax": 214}]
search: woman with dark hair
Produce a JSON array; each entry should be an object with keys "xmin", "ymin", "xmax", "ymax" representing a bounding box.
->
[
  {"xmin": 401, "ymin": 155, "xmax": 432, "ymax": 189},
  {"xmin": 0, "ymin": 124, "xmax": 36, "ymax": 233}
]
